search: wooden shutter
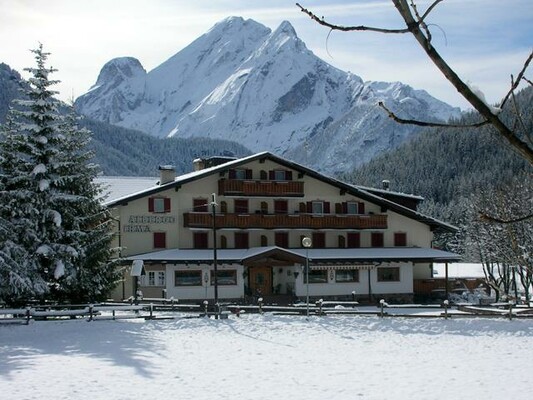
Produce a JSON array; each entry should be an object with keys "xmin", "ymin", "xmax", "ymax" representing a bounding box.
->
[
  {"xmin": 286, "ymin": 171, "xmax": 293, "ymax": 181},
  {"xmin": 347, "ymin": 233, "xmax": 360, "ymax": 248},
  {"xmin": 306, "ymin": 202, "xmax": 312, "ymax": 213},
  {"xmin": 164, "ymin": 198, "xmax": 171, "ymax": 213},
  {"xmin": 335, "ymin": 203, "xmax": 342, "ymax": 214},
  {"xmin": 358, "ymin": 202, "xmax": 365, "ymax": 214},
  {"xmin": 324, "ymin": 202, "xmax": 330, "ymax": 214},
  {"xmin": 245, "ymin": 169, "xmax": 253, "ymax": 179},
  {"xmin": 299, "ymin": 202, "xmax": 306, "ymax": 213},
  {"xmin": 228, "ymin": 169, "xmax": 236, "ymax": 179},
  {"xmin": 148, "ymin": 197, "xmax": 154, "ymax": 212},
  {"xmin": 153, "ymin": 232, "xmax": 166, "ymax": 249},
  {"xmin": 394, "ymin": 232, "xmax": 407, "ymax": 247},
  {"xmin": 269, "ymin": 170, "xmax": 275, "ymax": 180},
  {"xmin": 312, "ymin": 232, "xmax": 325, "ymax": 248},
  {"xmin": 275, "ymin": 232, "xmax": 289, "ymax": 248},
  {"xmin": 235, "ymin": 232, "xmax": 249, "ymax": 249},
  {"xmin": 371, "ymin": 232, "xmax": 384, "ymax": 248},
  {"xmin": 342, "ymin": 202, "xmax": 348, "ymax": 214},
  {"xmin": 193, "ymin": 232, "xmax": 208, "ymax": 249}
]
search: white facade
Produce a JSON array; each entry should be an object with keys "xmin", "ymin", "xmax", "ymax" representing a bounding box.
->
[{"xmin": 107, "ymin": 152, "xmax": 459, "ymax": 303}]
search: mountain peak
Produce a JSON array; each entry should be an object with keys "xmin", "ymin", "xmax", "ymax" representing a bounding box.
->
[
  {"xmin": 94, "ymin": 57, "xmax": 145, "ymax": 88},
  {"xmin": 275, "ymin": 20, "xmax": 297, "ymax": 37}
]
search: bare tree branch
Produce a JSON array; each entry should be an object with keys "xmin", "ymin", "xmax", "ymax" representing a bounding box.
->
[
  {"xmin": 296, "ymin": 3, "xmax": 410, "ymax": 34},
  {"xmin": 523, "ymin": 76, "xmax": 533, "ymax": 86},
  {"xmin": 479, "ymin": 212, "xmax": 533, "ymax": 224},
  {"xmin": 378, "ymin": 101, "xmax": 489, "ymax": 128},
  {"xmin": 500, "ymin": 51, "xmax": 533, "ymax": 109},
  {"xmin": 420, "ymin": 0, "xmax": 445, "ymax": 21}
]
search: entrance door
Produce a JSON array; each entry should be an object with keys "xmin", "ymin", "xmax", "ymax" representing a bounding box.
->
[{"xmin": 249, "ymin": 266, "xmax": 272, "ymax": 296}]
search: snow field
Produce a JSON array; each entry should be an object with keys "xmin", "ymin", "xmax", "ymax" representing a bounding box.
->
[{"xmin": 1, "ymin": 315, "xmax": 532, "ymax": 400}]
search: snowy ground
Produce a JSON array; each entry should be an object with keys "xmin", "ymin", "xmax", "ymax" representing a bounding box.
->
[{"xmin": 1, "ymin": 314, "xmax": 532, "ymax": 400}]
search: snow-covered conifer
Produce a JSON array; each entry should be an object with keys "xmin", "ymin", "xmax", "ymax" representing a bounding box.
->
[{"xmin": 0, "ymin": 44, "xmax": 119, "ymax": 305}]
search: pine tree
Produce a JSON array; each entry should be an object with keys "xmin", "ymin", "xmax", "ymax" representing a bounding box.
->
[{"xmin": 0, "ymin": 44, "xmax": 119, "ymax": 305}]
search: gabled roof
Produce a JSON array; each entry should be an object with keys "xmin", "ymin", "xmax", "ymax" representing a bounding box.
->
[{"xmin": 105, "ymin": 151, "xmax": 457, "ymax": 233}]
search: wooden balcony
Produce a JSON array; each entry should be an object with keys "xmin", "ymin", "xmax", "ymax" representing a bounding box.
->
[
  {"xmin": 183, "ymin": 212, "xmax": 387, "ymax": 230},
  {"xmin": 218, "ymin": 179, "xmax": 304, "ymax": 197}
]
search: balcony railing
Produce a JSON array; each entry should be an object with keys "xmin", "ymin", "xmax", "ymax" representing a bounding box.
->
[
  {"xmin": 183, "ymin": 212, "xmax": 387, "ymax": 230},
  {"xmin": 218, "ymin": 179, "xmax": 304, "ymax": 197}
]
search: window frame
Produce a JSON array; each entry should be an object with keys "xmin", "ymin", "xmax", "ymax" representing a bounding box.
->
[
  {"xmin": 174, "ymin": 270, "xmax": 202, "ymax": 287},
  {"xmin": 304, "ymin": 269, "xmax": 328, "ymax": 284},
  {"xmin": 335, "ymin": 269, "xmax": 359, "ymax": 283},
  {"xmin": 377, "ymin": 267, "xmax": 400, "ymax": 282},
  {"xmin": 210, "ymin": 270, "xmax": 238, "ymax": 286}
]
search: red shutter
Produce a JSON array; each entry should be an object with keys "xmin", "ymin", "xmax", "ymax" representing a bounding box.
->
[
  {"xmin": 246, "ymin": 169, "xmax": 253, "ymax": 179},
  {"xmin": 229, "ymin": 169, "xmax": 236, "ymax": 179},
  {"xmin": 347, "ymin": 233, "xmax": 360, "ymax": 248},
  {"xmin": 286, "ymin": 171, "xmax": 293, "ymax": 181},
  {"xmin": 164, "ymin": 198, "xmax": 171, "ymax": 213},
  {"xmin": 148, "ymin": 197, "xmax": 154, "ymax": 212},
  {"xmin": 269, "ymin": 170, "xmax": 275, "ymax": 180},
  {"xmin": 306, "ymin": 202, "xmax": 312, "ymax": 213},
  {"xmin": 312, "ymin": 232, "xmax": 325, "ymax": 248},
  {"xmin": 394, "ymin": 233, "xmax": 407, "ymax": 247},
  {"xmin": 358, "ymin": 202, "xmax": 365, "ymax": 214},
  {"xmin": 324, "ymin": 202, "xmax": 330, "ymax": 214},
  {"xmin": 153, "ymin": 232, "xmax": 166, "ymax": 249},
  {"xmin": 371, "ymin": 232, "xmax": 384, "ymax": 248},
  {"xmin": 342, "ymin": 202, "xmax": 348, "ymax": 214}
]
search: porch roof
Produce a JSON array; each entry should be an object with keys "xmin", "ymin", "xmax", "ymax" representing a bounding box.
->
[{"xmin": 125, "ymin": 246, "xmax": 460, "ymax": 264}]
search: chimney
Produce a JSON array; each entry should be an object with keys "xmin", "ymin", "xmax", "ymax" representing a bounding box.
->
[
  {"xmin": 159, "ymin": 165, "xmax": 176, "ymax": 185},
  {"xmin": 193, "ymin": 158, "xmax": 205, "ymax": 171},
  {"xmin": 382, "ymin": 180, "xmax": 390, "ymax": 191}
]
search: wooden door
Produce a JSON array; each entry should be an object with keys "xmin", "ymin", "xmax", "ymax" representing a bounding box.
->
[{"xmin": 249, "ymin": 266, "xmax": 272, "ymax": 296}]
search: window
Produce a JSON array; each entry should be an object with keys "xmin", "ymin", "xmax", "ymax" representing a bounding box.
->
[
  {"xmin": 153, "ymin": 232, "xmax": 166, "ymax": 249},
  {"xmin": 260, "ymin": 201, "xmax": 268, "ymax": 214},
  {"xmin": 269, "ymin": 170, "xmax": 293, "ymax": 181},
  {"xmin": 377, "ymin": 267, "xmax": 400, "ymax": 282},
  {"xmin": 193, "ymin": 198, "xmax": 208, "ymax": 212},
  {"xmin": 210, "ymin": 270, "xmax": 237, "ymax": 286},
  {"xmin": 149, "ymin": 197, "xmax": 170, "ymax": 213},
  {"xmin": 220, "ymin": 201, "xmax": 227, "ymax": 214},
  {"xmin": 274, "ymin": 200, "xmax": 288, "ymax": 214},
  {"xmin": 312, "ymin": 201, "xmax": 324, "ymax": 214},
  {"xmin": 261, "ymin": 235, "xmax": 268, "ymax": 247},
  {"xmin": 235, "ymin": 232, "xmax": 249, "ymax": 249},
  {"xmin": 304, "ymin": 269, "xmax": 328, "ymax": 284},
  {"xmin": 394, "ymin": 232, "xmax": 407, "ymax": 247},
  {"xmin": 336, "ymin": 270, "xmax": 359, "ymax": 283},
  {"xmin": 157, "ymin": 271, "xmax": 166, "ymax": 286},
  {"xmin": 193, "ymin": 232, "xmax": 208, "ymax": 249},
  {"xmin": 307, "ymin": 201, "xmax": 330, "ymax": 214},
  {"xmin": 175, "ymin": 270, "xmax": 202, "ymax": 286},
  {"xmin": 312, "ymin": 232, "xmax": 325, "ymax": 248},
  {"xmin": 145, "ymin": 271, "xmax": 165, "ymax": 286},
  {"xmin": 234, "ymin": 199, "xmax": 248, "ymax": 214},
  {"xmin": 371, "ymin": 232, "xmax": 384, "ymax": 248},
  {"xmin": 338, "ymin": 235, "xmax": 346, "ymax": 248},
  {"xmin": 275, "ymin": 232, "xmax": 289, "ymax": 248},
  {"xmin": 229, "ymin": 168, "xmax": 252, "ymax": 180},
  {"xmin": 346, "ymin": 201, "xmax": 358, "ymax": 215},
  {"xmin": 347, "ymin": 233, "xmax": 360, "ymax": 248}
]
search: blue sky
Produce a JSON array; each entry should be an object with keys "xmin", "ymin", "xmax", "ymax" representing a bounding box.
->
[{"xmin": 0, "ymin": 0, "xmax": 531, "ymax": 108}]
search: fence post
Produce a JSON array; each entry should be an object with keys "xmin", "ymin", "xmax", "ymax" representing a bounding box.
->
[
  {"xmin": 258, "ymin": 297, "xmax": 264, "ymax": 314},
  {"xmin": 203, "ymin": 300, "xmax": 209, "ymax": 317},
  {"xmin": 508, "ymin": 301, "xmax": 513, "ymax": 321},
  {"xmin": 443, "ymin": 300, "xmax": 449, "ymax": 320},
  {"xmin": 316, "ymin": 299, "xmax": 323, "ymax": 315},
  {"xmin": 25, "ymin": 307, "xmax": 31, "ymax": 325},
  {"xmin": 380, "ymin": 299, "xmax": 385, "ymax": 318},
  {"xmin": 149, "ymin": 303, "xmax": 154, "ymax": 319},
  {"xmin": 89, "ymin": 304, "xmax": 94, "ymax": 322}
]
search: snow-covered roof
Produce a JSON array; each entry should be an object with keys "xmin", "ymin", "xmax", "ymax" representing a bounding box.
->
[
  {"xmin": 97, "ymin": 176, "xmax": 159, "ymax": 203},
  {"xmin": 126, "ymin": 247, "xmax": 461, "ymax": 263}
]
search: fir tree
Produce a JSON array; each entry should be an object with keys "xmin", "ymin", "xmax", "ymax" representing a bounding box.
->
[{"xmin": 0, "ymin": 44, "xmax": 119, "ymax": 305}]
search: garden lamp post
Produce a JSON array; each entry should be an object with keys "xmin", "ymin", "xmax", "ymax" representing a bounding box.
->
[{"xmin": 302, "ymin": 236, "xmax": 312, "ymax": 318}]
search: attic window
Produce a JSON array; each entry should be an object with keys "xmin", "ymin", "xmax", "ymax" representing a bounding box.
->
[{"xmin": 149, "ymin": 197, "xmax": 170, "ymax": 213}]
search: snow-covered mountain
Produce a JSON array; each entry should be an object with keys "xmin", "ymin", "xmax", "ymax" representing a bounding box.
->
[{"xmin": 75, "ymin": 17, "xmax": 460, "ymax": 173}]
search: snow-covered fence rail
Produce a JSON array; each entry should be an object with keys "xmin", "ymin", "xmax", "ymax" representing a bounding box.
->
[{"xmin": 0, "ymin": 308, "xmax": 32, "ymax": 325}]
